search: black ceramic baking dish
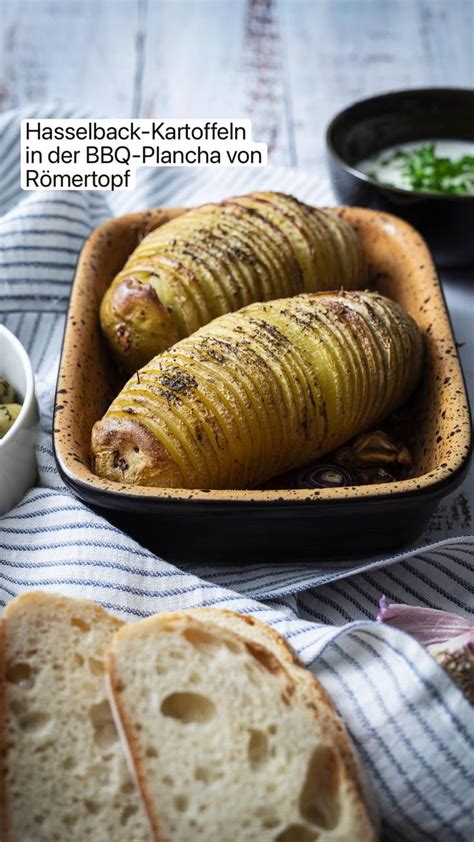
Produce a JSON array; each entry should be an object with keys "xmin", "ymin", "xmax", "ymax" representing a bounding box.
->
[{"xmin": 53, "ymin": 206, "xmax": 471, "ymax": 564}]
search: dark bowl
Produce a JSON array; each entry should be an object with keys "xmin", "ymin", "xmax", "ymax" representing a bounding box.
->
[{"xmin": 326, "ymin": 88, "xmax": 474, "ymax": 268}]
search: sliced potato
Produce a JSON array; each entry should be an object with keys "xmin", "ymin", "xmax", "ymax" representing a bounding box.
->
[
  {"xmin": 92, "ymin": 291, "xmax": 423, "ymax": 490},
  {"xmin": 100, "ymin": 193, "xmax": 366, "ymax": 371},
  {"xmin": 0, "ymin": 377, "xmax": 15, "ymax": 405},
  {"xmin": 0, "ymin": 403, "xmax": 22, "ymax": 438}
]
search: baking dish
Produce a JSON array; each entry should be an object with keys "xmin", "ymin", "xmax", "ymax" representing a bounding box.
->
[{"xmin": 53, "ymin": 207, "xmax": 471, "ymax": 563}]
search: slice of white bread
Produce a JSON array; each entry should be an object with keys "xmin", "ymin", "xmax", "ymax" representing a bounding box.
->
[
  {"xmin": 0, "ymin": 592, "xmax": 150, "ymax": 842},
  {"xmin": 184, "ymin": 607, "xmax": 378, "ymax": 827},
  {"xmin": 107, "ymin": 610, "xmax": 376, "ymax": 842}
]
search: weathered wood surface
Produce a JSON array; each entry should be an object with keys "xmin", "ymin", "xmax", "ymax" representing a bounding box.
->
[
  {"xmin": 282, "ymin": 0, "xmax": 474, "ymax": 166},
  {"xmin": 1, "ymin": 0, "xmax": 472, "ymax": 166},
  {"xmin": 0, "ymin": 0, "xmax": 140, "ymax": 117}
]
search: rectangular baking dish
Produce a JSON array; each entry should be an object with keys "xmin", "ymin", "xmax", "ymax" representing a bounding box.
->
[{"xmin": 53, "ymin": 207, "xmax": 471, "ymax": 563}]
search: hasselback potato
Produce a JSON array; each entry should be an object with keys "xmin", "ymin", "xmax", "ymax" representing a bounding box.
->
[
  {"xmin": 92, "ymin": 291, "xmax": 423, "ymax": 490},
  {"xmin": 100, "ymin": 192, "xmax": 366, "ymax": 371}
]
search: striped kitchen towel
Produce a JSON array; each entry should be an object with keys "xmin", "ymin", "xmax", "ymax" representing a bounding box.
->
[{"xmin": 1, "ymin": 105, "xmax": 473, "ymax": 841}]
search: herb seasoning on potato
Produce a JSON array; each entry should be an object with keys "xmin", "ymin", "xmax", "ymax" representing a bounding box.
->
[
  {"xmin": 0, "ymin": 377, "xmax": 22, "ymax": 438},
  {"xmin": 100, "ymin": 192, "xmax": 367, "ymax": 371},
  {"xmin": 0, "ymin": 377, "xmax": 15, "ymax": 404},
  {"xmin": 92, "ymin": 290, "xmax": 423, "ymax": 490}
]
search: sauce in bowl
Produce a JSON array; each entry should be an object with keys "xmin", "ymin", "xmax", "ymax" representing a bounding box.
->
[{"xmin": 357, "ymin": 140, "xmax": 474, "ymax": 196}]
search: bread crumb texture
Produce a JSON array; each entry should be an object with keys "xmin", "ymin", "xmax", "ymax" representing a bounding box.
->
[
  {"xmin": 108, "ymin": 611, "xmax": 376, "ymax": 842},
  {"xmin": 1, "ymin": 592, "xmax": 149, "ymax": 841}
]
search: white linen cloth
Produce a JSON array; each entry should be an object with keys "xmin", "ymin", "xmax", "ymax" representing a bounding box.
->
[{"xmin": 1, "ymin": 106, "xmax": 473, "ymax": 841}]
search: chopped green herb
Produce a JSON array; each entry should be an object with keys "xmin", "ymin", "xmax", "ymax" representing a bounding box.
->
[{"xmin": 370, "ymin": 143, "xmax": 474, "ymax": 195}]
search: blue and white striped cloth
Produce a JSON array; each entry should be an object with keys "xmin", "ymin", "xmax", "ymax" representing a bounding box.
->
[{"xmin": 1, "ymin": 106, "xmax": 473, "ymax": 841}]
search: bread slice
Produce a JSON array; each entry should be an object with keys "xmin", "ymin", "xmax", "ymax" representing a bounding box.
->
[
  {"xmin": 184, "ymin": 607, "xmax": 376, "ymax": 818},
  {"xmin": 0, "ymin": 592, "xmax": 150, "ymax": 841},
  {"xmin": 107, "ymin": 611, "xmax": 376, "ymax": 842}
]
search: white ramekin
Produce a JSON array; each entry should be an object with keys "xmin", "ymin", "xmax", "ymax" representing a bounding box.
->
[{"xmin": 0, "ymin": 325, "xmax": 39, "ymax": 514}]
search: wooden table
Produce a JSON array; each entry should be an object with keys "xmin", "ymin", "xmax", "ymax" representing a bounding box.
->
[{"xmin": 1, "ymin": 0, "xmax": 473, "ymax": 167}]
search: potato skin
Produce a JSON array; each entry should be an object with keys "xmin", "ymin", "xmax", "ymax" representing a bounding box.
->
[
  {"xmin": 92, "ymin": 291, "xmax": 423, "ymax": 490},
  {"xmin": 100, "ymin": 276, "xmax": 179, "ymax": 371},
  {"xmin": 100, "ymin": 192, "xmax": 366, "ymax": 371}
]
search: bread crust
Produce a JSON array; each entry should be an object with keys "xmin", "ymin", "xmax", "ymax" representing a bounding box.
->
[
  {"xmin": 107, "ymin": 614, "xmax": 298, "ymax": 842},
  {"xmin": 183, "ymin": 608, "xmax": 377, "ymax": 839},
  {"xmin": 107, "ymin": 610, "xmax": 377, "ymax": 842},
  {"xmin": 0, "ymin": 616, "xmax": 10, "ymax": 842},
  {"xmin": 0, "ymin": 591, "xmax": 149, "ymax": 842},
  {"xmin": 105, "ymin": 668, "xmax": 156, "ymax": 840}
]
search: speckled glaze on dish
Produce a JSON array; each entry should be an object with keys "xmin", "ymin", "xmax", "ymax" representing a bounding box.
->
[{"xmin": 53, "ymin": 207, "xmax": 471, "ymax": 562}]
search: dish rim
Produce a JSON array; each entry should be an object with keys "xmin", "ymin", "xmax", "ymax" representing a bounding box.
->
[
  {"xmin": 53, "ymin": 205, "xmax": 472, "ymax": 506},
  {"xmin": 326, "ymin": 86, "xmax": 474, "ymax": 202}
]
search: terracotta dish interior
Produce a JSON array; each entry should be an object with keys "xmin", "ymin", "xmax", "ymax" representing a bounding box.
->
[{"xmin": 54, "ymin": 206, "xmax": 471, "ymax": 503}]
